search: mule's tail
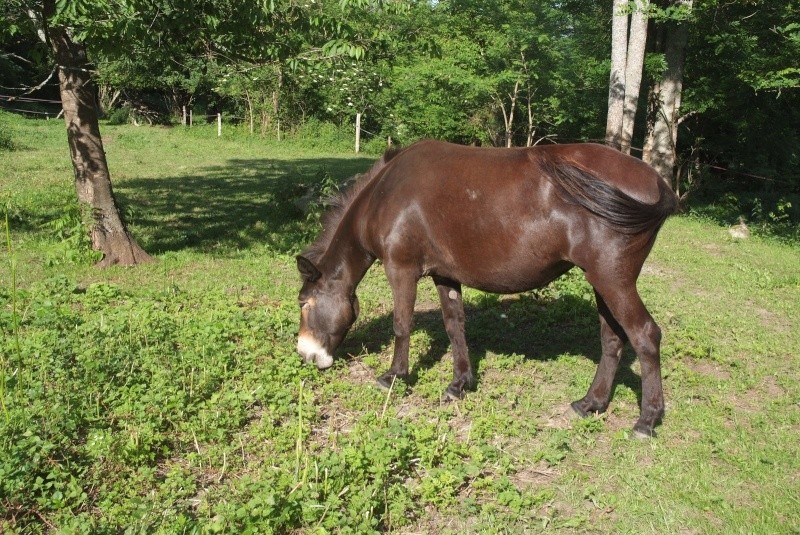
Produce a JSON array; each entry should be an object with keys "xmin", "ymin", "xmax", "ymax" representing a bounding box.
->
[{"xmin": 543, "ymin": 158, "xmax": 679, "ymax": 235}]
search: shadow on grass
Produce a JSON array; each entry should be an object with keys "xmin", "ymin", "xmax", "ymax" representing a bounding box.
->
[
  {"xmin": 341, "ymin": 290, "xmax": 641, "ymax": 407},
  {"xmin": 116, "ymin": 156, "xmax": 375, "ymax": 255}
]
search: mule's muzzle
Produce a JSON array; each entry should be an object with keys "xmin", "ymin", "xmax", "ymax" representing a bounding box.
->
[{"xmin": 297, "ymin": 334, "xmax": 334, "ymax": 370}]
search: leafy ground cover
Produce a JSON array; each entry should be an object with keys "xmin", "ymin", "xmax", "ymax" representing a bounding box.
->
[{"xmin": 1, "ymin": 113, "xmax": 799, "ymax": 533}]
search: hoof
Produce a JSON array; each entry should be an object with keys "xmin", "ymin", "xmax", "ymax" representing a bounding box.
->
[
  {"xmin": 570, "ymin": 400, "xmax": 589, "ymax": 418},
  {"xmin": 570, "ymin": 399, "xmax": 608, "ymax": 418},
  {"xmin": 441, "ymin": 384, "xmax": 466, "ymax": 402},
  {"xmin": 441, "ymin": 374, "xmax": 475, "ymax": 402},
  {"xmin": 376, "ymin": 373, "xmax": 407, "ymax": 390},
  {"xmin": 632, "ymin": 423, "xmax": 657, "ymax": 439}
]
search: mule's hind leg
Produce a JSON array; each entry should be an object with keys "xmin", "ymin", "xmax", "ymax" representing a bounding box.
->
[
  {"xmin": 585, "ymin": 278, "xmax": 665, "ymax": 438},
  {"xmin": 571, "ymin": 291, "xmax": 627, "ymax": 416},
  {"xmin": 433, "ymin": 276, "xmax": 475, "ymax": 400},
  {"xmin": 377, "ymin": 265, "xmax": 418, "ymax": 389}
]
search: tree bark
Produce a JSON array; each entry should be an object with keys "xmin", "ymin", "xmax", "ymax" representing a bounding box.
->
[
  {"xmin": 620, "ymin": 0, "xmax": 649, "ymax": 155},
  {"xmin": 500, "ymin": 80, "xmax": 519, "ymax": 148},
  {"xmin": 643, "ymin": 0, "xmax": 692, "ymax": 183},
  {"xmin": 44, "ymin": 1, "xmax": 152, "ymax": 267},
  {"xmin": 526, "ymin": 89, "xmax": 535, "ymax": 147},
  {"xmin": 605, "ymin": 0, "xmax": 629, "ymax": 149}
]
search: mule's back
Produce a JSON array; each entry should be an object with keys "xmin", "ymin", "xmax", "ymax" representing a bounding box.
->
[{"xmin": 356, "ymin": 140, "xmax": 676, "ymax": 293}]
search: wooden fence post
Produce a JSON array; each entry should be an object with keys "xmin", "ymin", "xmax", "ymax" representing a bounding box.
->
[
  {"xmin": 189, "ymin": 109, "xmax": 193, "ymax": 127},
  {"xmin": 355, "ymin": 112, "xmax": 362, "ymax": 153},
  {"xmin": 217, "ymin": 113, "xmax": 222, "ymax": 137},
  {"xmin": 182, "ymin": 106, "xmax": 187, "ymax": 126}
]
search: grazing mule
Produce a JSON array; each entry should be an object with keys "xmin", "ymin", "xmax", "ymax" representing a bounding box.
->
[{"xmin": 296, "ymin": 140, "xmax": 678, "ymax": 437}]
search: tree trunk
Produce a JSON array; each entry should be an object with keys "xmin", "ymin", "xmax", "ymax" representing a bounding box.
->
[
  {"xmin": 642, "ymin": 23, "xmax": 666, "ymax": 165},
  {"xmin": 500, "ymin": 81, "xmax": 519, "ymax": 148},
  {"xmin": 643, "ymin": 0, "xmax": 692, "ymax": 183},
  {"xmin": 620, "ymin": 0, "xmax": 649, "ymax": 154},
  {"xmin": 526, "ymin": 90, "xmax": 535, "ymax": 147},
  {"xmin": 605, "ymin": 0, "xmax": 629, "ymax": 149},
  {"xmin": 45, "ymin": 3, "xmax": 152, "ymax": 267}
]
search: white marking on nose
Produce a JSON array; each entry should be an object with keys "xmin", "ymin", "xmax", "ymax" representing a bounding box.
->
[
  {"xmin": 448, "ymin": 289, "xmax": 459, "ymax": 300},
  {"xmin": 297, "ymin": 334, "xmax": 334, "ymax": 369}
]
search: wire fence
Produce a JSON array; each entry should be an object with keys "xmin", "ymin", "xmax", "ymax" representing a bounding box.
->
[
  {"xmin": 0, "ymin": 94, "xmax": 63, "ymax": 118},
  {"xmin": 0, "ymin": 98, "xmax": 792, "ymax": 187}
]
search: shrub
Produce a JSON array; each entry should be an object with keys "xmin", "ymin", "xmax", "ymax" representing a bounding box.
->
[{"xmin": 106, "ymin": 106, "xmax": 131, "ymax": 125}]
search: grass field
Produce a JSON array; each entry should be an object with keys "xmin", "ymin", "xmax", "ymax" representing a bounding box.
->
[{"xmin": 1, "ymin": 112, "xmax": 799, "ymax": 533}]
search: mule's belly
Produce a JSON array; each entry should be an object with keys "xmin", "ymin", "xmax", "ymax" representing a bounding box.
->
[
  {"xmin": 454, "ymin": 267, "xmax": 573, "ymax": 294},
  {"xmin": 427, "ymin": 248, "xmax": 574, "ymax": 294}
]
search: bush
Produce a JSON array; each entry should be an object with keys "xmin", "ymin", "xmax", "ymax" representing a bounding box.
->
[
  {"xmin": 106, "ymin": 107, "xmax": 131, "ymax": 125},
  {"xmin": 291, "ymin": 118, "xmax": 354, "ymax": 152},
  {"xmin": 0, "ymin": 116, "xmax": 15, "ymax": 151}
]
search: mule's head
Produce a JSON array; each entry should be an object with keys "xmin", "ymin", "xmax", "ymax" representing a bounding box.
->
[{"xmin": 296, "ymin": 255, "xmax": 360, "ymax": 370}]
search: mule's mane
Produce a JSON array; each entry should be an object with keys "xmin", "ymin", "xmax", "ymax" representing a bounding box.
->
[{"xmin": 302, "ymin": 146, "xmax": 403, "ymax": 264}]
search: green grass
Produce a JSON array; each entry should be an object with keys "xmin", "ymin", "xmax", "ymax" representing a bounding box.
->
[{"xmin": 1, "ymin": 112, "xmax": 799, "ymax": 533}]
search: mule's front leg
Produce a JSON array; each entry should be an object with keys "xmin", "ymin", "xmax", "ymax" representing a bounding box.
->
[
  {"xmin": 377, "ymin": 267, "xmax": 418, "ymax": 389},
  {"xmin": 434, "ymin": 276, "xmax": 475, "ymax": 400}
]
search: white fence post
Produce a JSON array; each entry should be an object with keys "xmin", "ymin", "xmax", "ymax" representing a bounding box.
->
[
  {"xmin": 182, "ymin": 106, "xmax": 187, "ymax": 126},
  {"xmin": 355, "ymin": 112, "xmax": 362, "ymax": 153},
  {"xmin": 217, "ymin": 113, "xmax": 222, "ymax": 137}
]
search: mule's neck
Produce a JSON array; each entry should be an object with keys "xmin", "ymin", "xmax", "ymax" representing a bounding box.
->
[{"xmin": 318, "ymin": 219, "xmax": 374, "ymax": 293}]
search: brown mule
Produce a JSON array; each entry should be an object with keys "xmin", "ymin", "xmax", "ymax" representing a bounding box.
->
[{"xmin": 296, "ymin": 140, "xmax": 678, "ymax": 437}]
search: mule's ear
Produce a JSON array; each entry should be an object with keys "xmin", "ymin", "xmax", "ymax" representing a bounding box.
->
[{"xmin": 297, "ymin": 255, "xmax": 322, "ymax": 282}]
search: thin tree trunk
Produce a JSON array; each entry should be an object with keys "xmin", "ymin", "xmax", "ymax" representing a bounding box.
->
[
  {"xmin": 500, "ymin": 81, "xmax": 520, "ymax": 148},
  {"xmin": 620, "ymin": 0, "xmax": 649, "ymax": 154},
  {"xmin": 643, "ymin": 0, "xmax": 691, "ymax": 182},
  {"xmin": 44, "ymin": 1, "xmax": 152, "ymax": 266},
  {"xmin": 642, "ymin": 23, "xmax": 666, "ymax": 165},
  {"xmin": 605, "ymin": 0, "xmax": 629, "ymax": 149},
  {"xmin": 245, "ymin": 89, "xmax": 254, "ymax": 135},
  {"xmin": 526, "ymin": 90, "xmax": 535, "ymax": 147}
]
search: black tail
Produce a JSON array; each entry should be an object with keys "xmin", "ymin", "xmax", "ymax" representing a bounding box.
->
[{"xmin": 543, "ymin": 159, "xmax": 679, "ymax": 235}]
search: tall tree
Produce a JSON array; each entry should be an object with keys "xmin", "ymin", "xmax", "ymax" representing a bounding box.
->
[
  {"xmin": 605, "ymin": 0, "xmax": 628, "ymax": 149},
  {"xmin": 620, "ymin": 0, "xmax": 649, "ymax": 154},
  {"xmin": 605, "ymin": 0, "xmax": 650, "ymax": 154},
  {"xmin": 39, "ymin": 0, "xmax": 153, "ymax": 266},
  {"xmin": 643, "ymin": 0, "xmax": 692, "ymax": 183}
]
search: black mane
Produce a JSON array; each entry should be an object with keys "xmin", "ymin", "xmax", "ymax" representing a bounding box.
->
[{"xmin": 301, "ymin": 146, "xmax": 403, "ymax": 264}]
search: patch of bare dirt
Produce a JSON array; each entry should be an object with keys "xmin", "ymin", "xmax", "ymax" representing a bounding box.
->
[
  {"xmin": 702, "ymin": 242, "xmax": 725, "ymax": 257},
  {"xmin": 750, "ymin": 302, "xmax": 793, "ymax": 334},
  {"xmin": 685, "ymin": 358, "xmax": 732, "ymax": 382},
  {"xmin": 510, "ymin": 461, "xmax": 559, "ymax": 487},
  {"xmin": 762, "ymin": 374, "xmax": 786, "ymax": 397},
  {"xmin": 640, "ymin": 262, "xmax": 676, "ymax": 278},
  {"xmin": 544, "ymin": 403, "xmax": 579, "ymax": 430}
]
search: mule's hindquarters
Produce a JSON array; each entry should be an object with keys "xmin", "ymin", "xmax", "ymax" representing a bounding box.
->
[{"xmin": 543, "ymin": 154, "xmax": 675, "ymax": 437}]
